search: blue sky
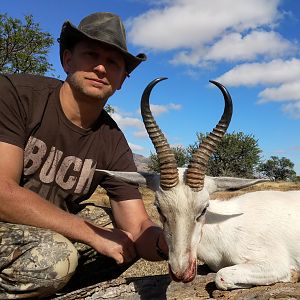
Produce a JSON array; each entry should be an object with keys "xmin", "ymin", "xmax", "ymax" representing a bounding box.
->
[{"xmin": 2, "ymin": 0, "xmax": 300, "ymax": 175}]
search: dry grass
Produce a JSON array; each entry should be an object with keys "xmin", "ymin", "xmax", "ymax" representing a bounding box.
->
[
  {"xmin": 88, "ymin": 181, "xmax": 300, "ymax": 278},
  {"xmin": 211, "ymin": 181, "xmax": 300, "ymax": 200}
]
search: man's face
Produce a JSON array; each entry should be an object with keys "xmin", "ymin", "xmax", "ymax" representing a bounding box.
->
[{"xmin": 63, "ymin": 39, "xmax": 127, "ymax": 102}]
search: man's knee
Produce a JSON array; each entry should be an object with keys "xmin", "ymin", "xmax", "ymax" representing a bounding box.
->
[
  {"xmin": 2, "ymin": 225, "xmax": 78, "ymax": 279},
  {"xmin": 38, "ymin": 231, "xmax": 79, "ymax": 279},
  {"xmin": 0, "ymin": 224, "xmax": 78, "ymax": 298}
]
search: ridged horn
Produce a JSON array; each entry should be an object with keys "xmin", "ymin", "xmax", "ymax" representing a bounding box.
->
[
  {"xmin": 141, "ymin": 78, "xmax": 179, "ymax": 189},
  {"xmin": 186, "ymin": 80, "xmax": 233, "ymax": 191}
]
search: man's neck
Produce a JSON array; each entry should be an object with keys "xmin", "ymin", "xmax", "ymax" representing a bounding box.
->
[{"xmin": 59, "ymin": 82, "xmax": 106, "ymax": 129}]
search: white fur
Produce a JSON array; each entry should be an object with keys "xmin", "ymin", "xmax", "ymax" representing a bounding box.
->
[
  {"xmin": 95, "ymin": 168, "xmax": 300, "ymax": 289},
  {"xmin": 199, "ymin": 191, "xmax": 300, "ymax": 289}
]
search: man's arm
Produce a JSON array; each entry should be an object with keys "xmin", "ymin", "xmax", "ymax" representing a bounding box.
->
[
  {"xmin": 110, "ymin": 197, "xmax": 168, "ymax": 261},
  {"xmin": 0, "ymin": 141, "xmax": 137, "ymax": 264}
]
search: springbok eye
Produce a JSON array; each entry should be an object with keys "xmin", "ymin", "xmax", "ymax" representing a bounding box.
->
[
  {"xmin": 196, "ymin": 205, "xmax": 209, "ymax": 222},
  {"xmin": 156, "ymin": 205, "xmax": 167, "ymax": 223}
]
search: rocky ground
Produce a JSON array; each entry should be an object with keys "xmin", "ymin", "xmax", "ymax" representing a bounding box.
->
[{"xmin": 54, "ymin": 269, "xmax": 300, "ymax": 300}]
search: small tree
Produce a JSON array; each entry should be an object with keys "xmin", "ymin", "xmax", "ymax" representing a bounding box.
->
[
  {"xmin": 188, "ymin": 132, "xmax": 261, "ymax": 178},
  {"xmin": 258, "ymin": 156, "xmax": 296, "ymax": 181},
  {"xmin": 0, "ymin": 14, "xmax": 53, "ymax": 75},
  {"xmin": 147, "ymin": 146, "xmax": 188, "ymax": 172},
  {"xmin": 104, "ymin": 104, "xmax": 115, "ymax": 115}
]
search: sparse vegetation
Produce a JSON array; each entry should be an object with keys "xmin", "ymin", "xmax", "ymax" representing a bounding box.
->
[
  {"xmin": 258, "ymin": 156, "xmax": 297, "ymax": 181},
  {"xmin": 188, "ymin": 132, "xmax": 262, "ymax": 178},
  {"xmin": 0, "ymin": 14, "xmax": 53, "ymax": 74},
  {"xmin": 146, "ymin": 132, "xmax": 298, "ymax": 180}
]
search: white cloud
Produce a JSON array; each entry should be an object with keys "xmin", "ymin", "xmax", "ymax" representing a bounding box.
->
[
  {"xmin": 204, "ymin": 31, "xmax": 295, "ymax": 62},
  {"xmin": 151, "ymin": 103, "xmax": 182, "ymax": 116},
  {"xmin": 128, "ymin": 0, "xmax": 281, "ymax": 52},
  {"xmin": 282, "ymin": 101, "xmax": 300, "ymax": 119},
  {"xmin": 110, "ymin": 112, "xmax": 144, "ymax": 130},
  {"xmin": 111, "ymin": 103, "xmax": 181, "ymax": 140},
  {"xmin": 128, "ymin": 142, "xmax": 145, "ymax": 152},
  {"xmin": 127, "ymin": 0, "xmax": 300, "ymax": 119},
  {"xmin": 132, "ymin": 102, "xmax": 181, "ymax": 138},
  {"xmin": 127, "ymin": 0, "xmax": 295, "ymax": 68},
  {"xmin": 215, "ymin": 59, "xmax": 300, "ymax": 119},
  {"xmin": 171, "ymin": 31, "xmax": 295, "ymax": 66},
  {"xmin": 133, "ymin": 129, "xmax": 148, "ymax": 138},
  {"xmin": 258, "ymin": 79, "xmax": 300, "ymax": 103},
  {"xmin": 215, "ymin": 59, "xmax": 300, "ymax": 86}
]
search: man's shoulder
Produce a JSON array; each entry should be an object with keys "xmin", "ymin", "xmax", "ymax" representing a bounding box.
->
[
  {"xmin": 0, "ymin": 73, "xmax": 62, "ymax": 91},
  {"xmin": 100, "ymin": 109, "xmax": 118, "ymax": 127}
]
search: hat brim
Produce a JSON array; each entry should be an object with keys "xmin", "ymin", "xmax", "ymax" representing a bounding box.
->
[{"xmin": 59, "ymin": 21, "xmax": 147, "ymax": 74}]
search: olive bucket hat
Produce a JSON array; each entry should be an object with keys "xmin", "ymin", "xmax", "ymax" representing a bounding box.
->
[{"xmin": 58, "ymin": 12, "xmax": 147, "ymax": 74}]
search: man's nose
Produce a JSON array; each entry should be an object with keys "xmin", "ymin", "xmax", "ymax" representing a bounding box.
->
[{"xmin": 93, "ymin": 63, "xmax": 107, "ymax": 74}]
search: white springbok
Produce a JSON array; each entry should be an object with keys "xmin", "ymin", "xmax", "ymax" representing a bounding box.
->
[{"xmin": 97, "ymin": 78, "xmax": 300, "ymax": 290}]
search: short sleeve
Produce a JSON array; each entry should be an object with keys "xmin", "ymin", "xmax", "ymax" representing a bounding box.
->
[
  {"xmin": 100, "ymin": 130, "xmax": 141, "ymax": 201},
  {"xmin": 0, "ymin": 75, "xmax": 27, "ymax": 148}
]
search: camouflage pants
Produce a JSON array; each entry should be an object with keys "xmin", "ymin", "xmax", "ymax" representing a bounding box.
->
[{"xmin": 0, "ymin": 205, "xmax": 124, "ymax": 299}]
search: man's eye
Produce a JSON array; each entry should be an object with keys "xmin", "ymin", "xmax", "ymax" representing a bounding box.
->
[
  {"xmin": 86, "ymin": 51, "xmax": 95, "ymax": 56},
  {"xmin": 108, "ymin": 58, "xmax": 117, "ymax": 65},
  {"xmin": 108, "ymin": 58, "xmax": 121, "ymax": 68},
  {"xmin": 84, "ymin": 51, "xmax": 98, "ymax": 59}
]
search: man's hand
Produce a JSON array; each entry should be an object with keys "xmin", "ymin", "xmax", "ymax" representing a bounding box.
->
[
  {"xmin": 110, "ymin": 198, "xmax": 169, "ymax": 261},
  {"xmin": 87, "ymin": 224, "xmax": 137, "ymax": 264}
]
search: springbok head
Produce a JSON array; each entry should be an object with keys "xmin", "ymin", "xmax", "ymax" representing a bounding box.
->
[
  {"xmin": 140, "ymin": 77, "xmax": 232, "ymax": 282},
  {"xmin": 97, "ymin": 78, "xmax": 262, "ymax": 282}
]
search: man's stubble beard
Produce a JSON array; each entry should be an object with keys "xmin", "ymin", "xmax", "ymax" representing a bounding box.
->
[{"xmin": 68, "ymin": 74, "xmax": 114, "ymax": 104}]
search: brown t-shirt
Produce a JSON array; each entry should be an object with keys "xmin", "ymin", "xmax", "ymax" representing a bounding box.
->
[{"xmin": 0, "ymin": 74, "xmax": 141, "ymax": 213}]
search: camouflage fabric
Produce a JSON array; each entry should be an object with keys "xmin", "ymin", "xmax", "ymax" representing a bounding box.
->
[{"xmin": 0, "ymin": 205, "xmax": 117, "ymax": 299}]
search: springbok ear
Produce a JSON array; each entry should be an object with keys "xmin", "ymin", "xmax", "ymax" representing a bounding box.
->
[
  {"xmin": 95, "ymin": 169, "xmax": 160, "ymax": 191},
  {"xmin": 204, "ymin": 176, "xmax": 269, "ymax": 194}
]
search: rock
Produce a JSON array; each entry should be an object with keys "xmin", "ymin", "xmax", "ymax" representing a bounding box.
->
[{"xmin": 52, "ymin": 268, "xmax": 300, "ymax": 300}]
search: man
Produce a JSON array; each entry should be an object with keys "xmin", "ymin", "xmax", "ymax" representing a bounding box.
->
[{"xmin": 0, "ymin": 12, "xmax": 168, "ymax": 299}]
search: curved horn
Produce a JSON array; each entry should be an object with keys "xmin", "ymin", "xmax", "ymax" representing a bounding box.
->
[
  {"xmin": 186, "ymin": 80, "xmax": 233, "ymax": 191},
  {"xmin": 141, "ymin": 78, "xmax": 179, "ymax": 189}
]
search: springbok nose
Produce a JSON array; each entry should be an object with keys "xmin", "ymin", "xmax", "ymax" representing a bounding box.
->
[{"xmin": 168, "ymin": 259, "xmax": 197, "ymax": 283}]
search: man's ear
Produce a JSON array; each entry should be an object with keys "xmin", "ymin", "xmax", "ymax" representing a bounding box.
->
[
  {"xmin": 62, "ymin": 49, "xmax": 72, "ymax": 73},
  {"xmin": 116, "ymin": 71, "xmax": 127, "ymax": 90},
  {"xmin": 204, "ymin": 176, "xmax": 269, "ymax": 194}
]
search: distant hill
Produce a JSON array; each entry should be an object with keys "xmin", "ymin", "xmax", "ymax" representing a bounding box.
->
[{"xmin": 133, "ymin": 153, "xmax": 150, "ymax": 172}]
